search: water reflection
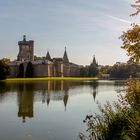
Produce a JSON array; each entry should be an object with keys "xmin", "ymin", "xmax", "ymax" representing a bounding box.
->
[
  {"xmin": 0, "ymin": 80, "xmax": 99, "ymax": 122},
  {"xmin": 0, "ymin": 80, "xmax": 124, "ymax": 124},
  {"xmin": 0, "ymin": 80, "xmax": 125, "ymax": 140},
  {"xmin": 17, "ymin": 83, "xmax": 34, "ymax": 123}
]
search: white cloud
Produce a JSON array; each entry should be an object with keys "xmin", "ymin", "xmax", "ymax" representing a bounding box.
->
[{"xmin": 106, "ymin": 15, "xmax": 132, "ymax": 24}]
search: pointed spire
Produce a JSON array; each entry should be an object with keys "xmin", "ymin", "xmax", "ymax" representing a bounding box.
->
[
  {"xmin": 92, "ymin": 55, "xmax": 97, "ymax": 66},
  {"xmin": 63, "ymin": 46, "xmax": 69, "ymax": 64},
  {"xmin": 93, "ymin": 55, "xmax": 96, "ymax": 63},
  {"xmin": 46, "ymin": 51, "xmax": 51, "ymax": 61}
]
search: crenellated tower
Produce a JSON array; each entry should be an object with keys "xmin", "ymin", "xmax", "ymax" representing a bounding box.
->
[{"xmin": 17, "ymin": 35, "xmax": 34, "ymax": 61}]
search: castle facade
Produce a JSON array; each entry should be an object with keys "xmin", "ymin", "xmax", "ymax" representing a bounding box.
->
[{"xmin": 9, "ymin": 36, "xmax": 82, "ymax": 77}]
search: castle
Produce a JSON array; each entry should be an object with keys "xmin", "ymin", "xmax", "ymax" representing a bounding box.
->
[{"xmin": 9, "ymin": 35, "xmax": 83, "ymax": 77}]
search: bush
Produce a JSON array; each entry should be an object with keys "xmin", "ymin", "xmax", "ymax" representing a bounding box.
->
[{"xmin": 80, "ymin": 79, "xmax": 140, "ymax": 140}]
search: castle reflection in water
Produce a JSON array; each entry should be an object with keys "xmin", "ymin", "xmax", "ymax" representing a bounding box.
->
[{"xmin": 0, "ymin": 80, "xmax": 98, "ymax": 123}]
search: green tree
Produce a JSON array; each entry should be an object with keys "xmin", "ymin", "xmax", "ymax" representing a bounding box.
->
[
  {"xmin": 99, "ymin": 65, "xmax": 111, "ymax": 74},
  {"xmin": 0, "ymin": 59, "xmax": 10, "ymax": 80},
  {"xmin": 25, "ymin": 62, "xmax": 34, "ymax": 78}
]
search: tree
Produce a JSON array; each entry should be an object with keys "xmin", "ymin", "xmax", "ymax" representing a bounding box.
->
[
  {"xmin": 120, "ymin": 24, "xmax": 140, "ymax": 63},
  {"xmin": 131, "ymin": 0, "xmax": 140, "ymax": 16},
  {"xmin": 80, "ymin": 80, "xmax": 140, "ymax": 140},
  {"xmin": 120, "ymin": 0, "xmax": 140, "ymax": 63},
  {"xmin": 99, "ymin": 65, "xmax": 111, "ymax": 74},
  {"xmin": 25, "ymin": 62, "xmax": 34, "ymax": 78},
  {"xmin": 0, "ymin": 59, "xmax": 10, "ymax": 80},
  {"xmin": 109, "ymin": 63, "xmax": 140, "ymax": 79}
]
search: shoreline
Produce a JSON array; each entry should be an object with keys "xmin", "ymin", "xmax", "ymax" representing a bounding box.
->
[{"xmin": 4, "ymin": 77, "xmax": 98, "ymax": 82}]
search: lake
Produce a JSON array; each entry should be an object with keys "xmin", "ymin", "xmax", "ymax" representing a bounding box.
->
[{"xmin": 0, "ymin": 80, "xmax": 124, "ymax": 140}]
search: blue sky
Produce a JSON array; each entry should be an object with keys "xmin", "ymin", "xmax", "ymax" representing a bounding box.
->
[{"xmin": 0, "ymin": 0, "xmax": 139, "ymax": 65}]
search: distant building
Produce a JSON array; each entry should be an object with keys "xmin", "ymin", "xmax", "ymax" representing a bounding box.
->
[
  {"xmin": 100, "ymin": 74, "xmax": 110, "ymax": 79},
  {"xmin": 9, "ymin": 35, "xmax": 83, "ymax": 77},
  {"xmin": 88, "ymin": 55, "xmax": 98, "ymax": 77}
]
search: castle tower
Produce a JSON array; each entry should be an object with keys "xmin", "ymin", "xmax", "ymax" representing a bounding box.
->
[
  {"xmin": 63, "ymin": 47, "xmax": 69, "ymax": 64},
  {"xmin": 17, "ymin": 35, "xmax": 34, "ymax": 61},
  {"xmin": 89, "ymin": 55, "xmax": 98, "ymax": 77},
  {"xmin": 46, "ymin": 51, "xmax": 51, "ymax": 61}
]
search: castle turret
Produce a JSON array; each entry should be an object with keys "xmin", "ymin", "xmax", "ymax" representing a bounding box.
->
[
  {"xmin": 91, "ymin": 55, "xmax": 98, "ymax": 67},
  {"xmin": 46, "ymin": 51, "xmax": 51, "ymax": 61},
  {"xmin": 63, "ymin": 47, "xmax": 69, "ymax": 64},
  {"xmin": 89, "ymin": 55, "xmax": 98, "ymax": 77}
]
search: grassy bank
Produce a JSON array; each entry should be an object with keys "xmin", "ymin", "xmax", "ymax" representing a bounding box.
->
[{"xmin": 5, "ymin": 77, "xmax": 98, "ymax": 81}]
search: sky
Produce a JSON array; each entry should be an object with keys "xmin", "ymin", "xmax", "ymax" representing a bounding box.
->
[{"xmin": 0, "ymin": 0, "xmax": 139, "ymax": 65}]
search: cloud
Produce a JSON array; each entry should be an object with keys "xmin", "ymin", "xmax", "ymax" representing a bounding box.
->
[{"xmin": 106, "ymin": 15, "xmax": 132, "ymax": 24}]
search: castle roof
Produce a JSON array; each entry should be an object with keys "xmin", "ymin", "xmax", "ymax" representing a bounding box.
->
[
  {"xmin": 46, "ymin": 51, "xmax": 51, "ymax": 61},
  {"xmin": 93, "ymin": 55, "xmax": 96, "ymax": 64},
  {"xmin": 53, "ymin": 58, "xmax": 63, "ymax": 61},
  {"xmin": 63, "ymin": 47, "xmax": 69, "ymax": 63},
  {"xmin": 91, "ymin": 55, "xmax": 98, "ymax": 66}
]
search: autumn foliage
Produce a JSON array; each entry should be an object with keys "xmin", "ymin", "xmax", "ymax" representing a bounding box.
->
[{"xmin": 120, "ymin": 24, "xmax": 140, "ymax": 63}]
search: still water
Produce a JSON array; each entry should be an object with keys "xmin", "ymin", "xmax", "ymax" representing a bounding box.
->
[{"xmin": 0, "ymin": 80, "xmax": 124, "ymax": 140}]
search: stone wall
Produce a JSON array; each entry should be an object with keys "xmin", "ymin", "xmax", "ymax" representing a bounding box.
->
[
  {"xmin": 53, "ymin": 61, "xmax": 63, "ymax": 77},
  {"xmin": 69, "ymin": 65, "xmax": 81, "ymax": 77},
  {"xmin": 63, "ymin": 65, "xmax": 70, "ymax": 77},
  {"xmin": 9, "ymin": 61, "xmax": 81, "ymax": 78},
  {"xmin": 33, "ymin": 64, "xmax": 48, "ymax": 77}
]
